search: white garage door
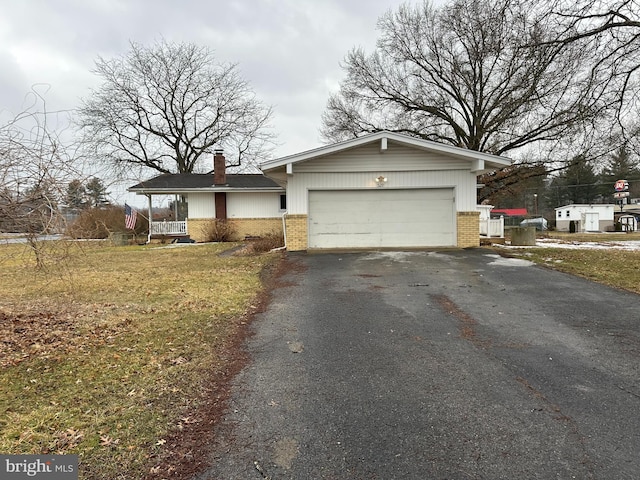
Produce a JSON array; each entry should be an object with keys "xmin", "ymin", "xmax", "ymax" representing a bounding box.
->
[{"xmin": 308, "ymin": 189, "xmax": 456, "ymax": 249}]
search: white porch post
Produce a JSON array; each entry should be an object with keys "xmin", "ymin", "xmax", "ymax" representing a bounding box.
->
[{"xmin": 146, "ymin": 194, "xmax": 152, "ymax": 244}]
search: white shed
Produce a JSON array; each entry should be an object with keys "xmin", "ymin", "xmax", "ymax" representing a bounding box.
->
[
  {"xmin": 618, "ymin": 215, "xmax": 638, "ymax": 232},
  {"xmin": 554, "ymin": 204, "xmax": 615, "ymax": 232}
]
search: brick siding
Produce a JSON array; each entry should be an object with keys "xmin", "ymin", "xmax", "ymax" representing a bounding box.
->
[
  {"xmin": 187, "ymin": 217, "xmax": 283, "ymax": 243},
  {"xmin": 456, "ymin": 211, "xmax": 480, "ymax": 248},
  {"xmin": 284, "ymin": 214, "xmax": 308, "ymax": 251},
  {"xmin": 186, "ymin": 219, "xmax": 212, "ymax": 243},
  {"xmin": 229, "ymin": 218, "xmax": 283, "ymax": 240}
]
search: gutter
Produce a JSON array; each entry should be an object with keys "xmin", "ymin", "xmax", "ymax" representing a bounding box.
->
[
  {"xmin": 267, "ymin": 212, "xmax": 288, "ymax": 253},
  {"xmin": 128, "ymin": 187, "xmax": 285, "ymax": 195}
]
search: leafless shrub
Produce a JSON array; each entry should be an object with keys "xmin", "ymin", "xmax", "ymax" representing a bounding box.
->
[
  {"xmin": 66, "ymin": 205, "xmax": 148, "ymax": 239},
  {"xmin": 199, "ymin": 219, "xmax": 237, "ymax": 242},
  {"xmin": 244, "ymin": 231, "xmax": 285, "ymax": 254},
  {"xmin": 0, "ymin": 87, "xmax": 81, "ymax": 270}
]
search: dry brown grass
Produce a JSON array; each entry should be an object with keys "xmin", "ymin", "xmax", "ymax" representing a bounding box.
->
[
  {"xmin": 499, "ymin": 239, "xmax": 640, "ymax": 293},
  {"xmin": 541, "ymin": 231, "xmax": 640, "ymax": 242},
  {"xmin": 0, "ymin": 241, "xmax": 281, "ymax": 479}
]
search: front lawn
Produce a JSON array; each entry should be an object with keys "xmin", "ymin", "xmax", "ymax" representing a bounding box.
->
[{"xmin": 0, "ymin": 241, "xmax": 280, "ymax": 479}]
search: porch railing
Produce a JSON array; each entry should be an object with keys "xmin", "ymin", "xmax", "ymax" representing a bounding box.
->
[
  {"xmin": 479, "ymin": 216, "xmax": 504, "ymax": 238},
  {"xmin": 150, "ymin": 221, "xmax": 187, "ymax": 236}
]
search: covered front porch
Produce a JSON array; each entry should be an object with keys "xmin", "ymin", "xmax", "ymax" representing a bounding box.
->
[
  {"xmin": 149, "ymin": 220, "xmax": 188, "ymax": 238},
  {"xmin": 139, "ymin": 191, "xmax": 190, "ymax": 242}
]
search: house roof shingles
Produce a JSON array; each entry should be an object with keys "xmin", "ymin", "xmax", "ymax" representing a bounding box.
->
[{"xmin": 128, "ymin": 173, "xmax": 283, "ymax": 192}]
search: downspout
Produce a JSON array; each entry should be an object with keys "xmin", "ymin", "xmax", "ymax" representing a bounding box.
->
[
  {"xmin": 281, "ymin": 211, "xmax": 287, "ymax": 250},
  {"xmin": 146, "ymin": 194, "xmax": 152, "ymax": 244},
  {"xmin": 270, "ymin": 212, "xmax": 287, "ymax": 252}
]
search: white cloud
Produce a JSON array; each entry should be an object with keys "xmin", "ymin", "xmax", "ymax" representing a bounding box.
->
[
  {"xmin": 0, "ymin": 0, "xmax": 415, "ymax": 150},
  {"xmin": 0, "ymin": 0, "xmax": 437, "ymax": 205}
]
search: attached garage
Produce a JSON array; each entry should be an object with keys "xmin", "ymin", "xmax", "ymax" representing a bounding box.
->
[
  {"xmin": 308, "ymin": 189, "xmax": 455, "ymax": 248},
  {"xmin": 260, "ymin": 131, "xmax": 511, "ymax": 251}
]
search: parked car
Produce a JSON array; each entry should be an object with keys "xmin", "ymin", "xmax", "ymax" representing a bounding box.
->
[{"xmin": 519, "ymin": 217, "xmax": 548, "ymax": 231}]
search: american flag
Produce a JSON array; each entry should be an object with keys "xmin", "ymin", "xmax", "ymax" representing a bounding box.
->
[{"xmin": 125, "ymin": 203, "xmax": 137, "ymax": 230}]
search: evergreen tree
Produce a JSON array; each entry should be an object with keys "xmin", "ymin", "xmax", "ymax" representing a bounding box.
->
[
  {"xmin": 600, "ymin": 146, "xmax": 640, "ymax": 201},
  {"xmin": 85, "ymin": 177, "xmax": 109, "ymax": 208},
  {"xmin": 66, "ymin": 179, "xmax": 86, "ymax": 209},
  {"xmin": 552, "ymin": 156, "xmax": 599, "ymax": 205}
]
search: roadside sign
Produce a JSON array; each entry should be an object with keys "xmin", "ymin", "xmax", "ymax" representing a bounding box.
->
[
  {"xmin": 614, "ymin": 179, "xmax": 629, "ymax": 191},
  {"xmin": 614, "ymin": 191, "xmax": 630, "ymax": 199}
]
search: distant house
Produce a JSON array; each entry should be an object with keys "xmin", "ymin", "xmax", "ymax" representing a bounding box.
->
[
  {"xmin": 490, "ymin": 208, "xmax": 528, "ymax": 227},
  {"xmin": 261, "ymin": 131, "xmax": 511, "ymax": 251},
  {"xmin": 554, "ymin": 204, "xmax": 615, "ymax": 232},
  {"xmin": 128, "ymin": 150, "xmax": 285, "ymax": 242}
]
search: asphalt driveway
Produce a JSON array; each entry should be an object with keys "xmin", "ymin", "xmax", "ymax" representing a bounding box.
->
[{"xmin": 197, "ymin": 249, "xmax": 640, "ymax": 479}]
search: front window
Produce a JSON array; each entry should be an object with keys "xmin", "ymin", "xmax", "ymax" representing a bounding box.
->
[{"xmin": 279, "ymin": 194, "xmax": 287, "ymax": 211}]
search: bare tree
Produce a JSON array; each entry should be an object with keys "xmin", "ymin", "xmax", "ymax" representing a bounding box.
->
[
  {"xmin": 324, "ymin": 0, "xmax": 618, "ymax": 153},
  {"xmin": 533, "ymin": 0, "xmax": 640, "ymax": 143},
  {"xmin": 321, "ymin": 0, "xmax": 629, "ymax": 200},
  {"xmin": 538, "ymin": 0, "xmax": 639, "ymax": 49},
  {"xmin": 78, "ymin": 40, "xmax": 275, "ymax": 176},
  {"xmin": 0, "ymin": 88, "xmax": 80, "ymax": 269}
]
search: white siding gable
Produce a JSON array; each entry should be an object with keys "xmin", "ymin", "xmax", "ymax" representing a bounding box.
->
[
  {"xmin": 293, "ymin": 141, "xmax": 470, "ymax": 173},
  {"xmin": 281, "ymin": 140, "xmax": 479, "ymax": 214}
]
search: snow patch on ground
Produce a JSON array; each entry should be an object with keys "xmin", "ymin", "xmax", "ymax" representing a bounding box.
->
[
  {"xmin": 485, "ymin": 254, "xmax": 535, "ymax": 267},
  {"xmin": 500, "ymin": 238, "xmax": 640, "ymax": 251},
  {"xmin": 361, "ymin": 251, "xmax": 426, "ymax": 262}
]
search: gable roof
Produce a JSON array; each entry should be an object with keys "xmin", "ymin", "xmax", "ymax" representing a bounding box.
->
[
  {"xmin": 261, "ymin": 130, "xmax": 511, "ymax": 173},
  {"xmin": 128, "ymin": 173, "xmax": 283, "ymax": 194}
]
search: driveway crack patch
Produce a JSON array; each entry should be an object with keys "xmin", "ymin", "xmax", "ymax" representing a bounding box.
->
[
  {"xmin": 516, "ymin": 376, "xmax": 595, "ymax": 477},
  {"xmin": 433, "ymin": 294, "xmax": 492, "ymax": 349}
]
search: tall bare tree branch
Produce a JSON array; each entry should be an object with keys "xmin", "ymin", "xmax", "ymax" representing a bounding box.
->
[
  {"xmin": 0, "ymin": 88, "xmax": 82, "ymax": 269},
  {"xmin": 532, "ymin": 0, "xmax": 640, "ymax": 144},
  {"xmin": 78, "ymin": 40, "xmax": 275, "ymax": 176},
  {"xmin": 323, "ymin": 0, "xmax": 618, "ymax": 156}
]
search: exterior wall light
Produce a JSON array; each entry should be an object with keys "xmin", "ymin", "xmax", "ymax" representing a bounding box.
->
[{"xmin": 375, "ymin": 176, "xmax": 387, "ymax": 187}]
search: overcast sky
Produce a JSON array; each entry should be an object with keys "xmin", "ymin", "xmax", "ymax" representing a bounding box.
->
[
  {"xmin": 0, "ymin": 1, "xmax": 424, "ymax": 154},
  {"xmin": 0, "ymin": 0, "xmax": 438, "ymax": 205}
]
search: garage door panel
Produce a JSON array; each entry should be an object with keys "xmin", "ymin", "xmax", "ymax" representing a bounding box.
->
[{"xmin": 308, "ymin": 189, "xmax": 455, "ymax": 248}]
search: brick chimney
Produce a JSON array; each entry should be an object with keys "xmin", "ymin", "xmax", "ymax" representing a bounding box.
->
[
  {"xmin": 213, "ymin": 149, "xmax": 227, "ymax": 220},
  {"xmin": 214, "ymin": 149, "xmax": 226, "ymax": 185}
]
